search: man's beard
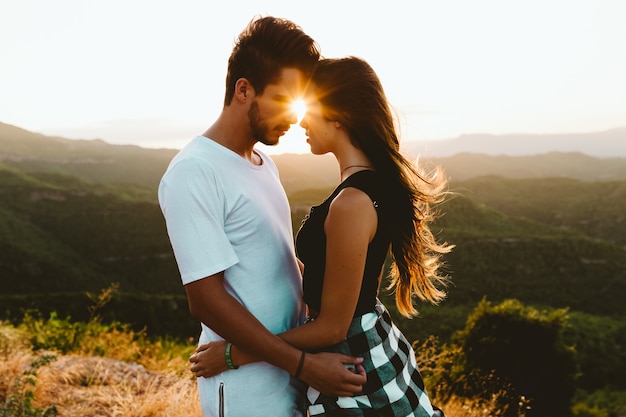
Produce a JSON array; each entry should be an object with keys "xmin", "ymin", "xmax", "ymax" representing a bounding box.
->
[{"xmin": 248, "ymin": 100, "xmax": 276, "ymax": 146}]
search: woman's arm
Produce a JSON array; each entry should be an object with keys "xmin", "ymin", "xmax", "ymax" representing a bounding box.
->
[{"xmin": 278, "ymin": 187, "xmax": 378, "ymax": 349}]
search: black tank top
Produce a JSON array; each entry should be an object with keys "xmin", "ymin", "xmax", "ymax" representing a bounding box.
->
[{"xmin": 295, "ymin": 170, "xmax": 391, "ymax": 317}]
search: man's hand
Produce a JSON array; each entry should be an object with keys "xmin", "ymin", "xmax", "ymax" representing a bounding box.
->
[
  {"xmin": 189, "ymin": 341, "xmax": 229, "ymax": 378},
  {"xmin": 299, "ymin": 352, "xmax": 366, "ymax": 396}
]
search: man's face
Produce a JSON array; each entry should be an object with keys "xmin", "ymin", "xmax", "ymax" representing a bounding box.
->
[{"xmin": 248, "ymin": 68, "xmax": 303, "ymax": 146}]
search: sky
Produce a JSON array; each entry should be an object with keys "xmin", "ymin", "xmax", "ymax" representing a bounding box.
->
[{"xmin": 1, "ymin": 0, "xmax": 625, "ymax": 154}]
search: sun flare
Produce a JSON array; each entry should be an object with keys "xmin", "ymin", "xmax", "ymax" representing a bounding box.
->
[{"xmin": 292, "ymin": 99, "xmax": 307, "ymax": 121}]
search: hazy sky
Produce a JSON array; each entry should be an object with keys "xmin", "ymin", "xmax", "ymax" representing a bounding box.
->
[{"xmin": 1, "ymin": 0, "xmax": 625, "ymax": 154}]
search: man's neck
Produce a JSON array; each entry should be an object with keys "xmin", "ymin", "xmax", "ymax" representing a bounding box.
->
[{"xmin": 203, "ymin": 115, "xmax": 258, "ymax": 163}]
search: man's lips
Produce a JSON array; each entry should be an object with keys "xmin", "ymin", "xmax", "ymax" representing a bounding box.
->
[{"xmin": 276, "ymin": 125, "xmax": 290, "ymax": 135}]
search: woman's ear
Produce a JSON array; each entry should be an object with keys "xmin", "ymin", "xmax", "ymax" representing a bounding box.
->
[{"xmin": 333, "ymin": 121, "xmax": 342, "ymax": 129}]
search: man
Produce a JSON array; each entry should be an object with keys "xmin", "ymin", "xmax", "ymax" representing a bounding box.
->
[{"xmin": 158, "ymin": 16, "xmax": 365, "ymax": 417}]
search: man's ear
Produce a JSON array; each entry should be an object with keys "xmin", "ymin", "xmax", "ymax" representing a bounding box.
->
[{"xmin": 235, "ymin": 78, "xmax": 253, "ymax": 103}]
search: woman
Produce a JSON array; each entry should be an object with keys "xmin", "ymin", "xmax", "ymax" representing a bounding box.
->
[{"xmin": 191, "ymin": 56, "xmax": 451, "ymax": 416}]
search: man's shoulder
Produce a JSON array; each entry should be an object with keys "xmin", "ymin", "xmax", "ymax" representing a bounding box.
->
[
  {"xmin": 166, "ymin": 138, "xmax": 222, "ymax": 172},
  {"xmin": 166, "ymin": 152, "xmax": 212, "ymax": 176}
]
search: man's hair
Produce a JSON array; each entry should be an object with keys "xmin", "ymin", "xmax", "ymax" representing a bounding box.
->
[{"xmin": 223, "ymin": 16, "xmax": 320, "ymax": 105}]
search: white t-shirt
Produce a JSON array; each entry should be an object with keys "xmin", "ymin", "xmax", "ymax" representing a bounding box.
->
[{"xmin": 159, "ymin": 136, "xmax": 306, "ymax": 416}]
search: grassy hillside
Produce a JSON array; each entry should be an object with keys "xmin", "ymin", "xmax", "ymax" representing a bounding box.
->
[
  {"xmin": 0, "ymin": 164, "xmax": 197, "ymax": 337},
  {"xmin": 0, "ymin": 166, "xmax": 178, "ymax": 294},
  {"xmin": 450, "ymin": 176, "xmax": 626, "ymax": 246},
  {"xmin": 291, "ymin": 187, "xmax": 626, "ymax": 323},
  {"xmin": 2, "ymin": 165, "xmax": 625, "ymax": 340},
  {"xmin": 436, "ymin": 188, "xmax": 625, "ymax": 316}
]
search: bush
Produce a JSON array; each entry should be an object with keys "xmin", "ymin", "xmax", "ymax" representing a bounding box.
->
[{"xmin": 452, "ymin": 298, "xmax": 578, "ymax": 417}]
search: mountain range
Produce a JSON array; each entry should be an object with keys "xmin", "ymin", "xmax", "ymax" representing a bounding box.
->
[
  {"xmin": 404, "ymin": 127, "xmax": 626, "ymax": 157},
  {"xmin": 2, "ymin": 122, "xmax": 626, "ymax": 194}
]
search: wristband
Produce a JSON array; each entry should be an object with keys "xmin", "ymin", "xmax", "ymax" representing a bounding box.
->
[{"xmin": 225, "ymin": 342, "xmax": 239, "ymax": 370}]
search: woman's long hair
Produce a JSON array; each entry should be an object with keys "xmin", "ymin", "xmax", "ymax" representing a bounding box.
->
[{"xmin": 311, "ymin": 57, "xmax": 453, "ymax": 317}]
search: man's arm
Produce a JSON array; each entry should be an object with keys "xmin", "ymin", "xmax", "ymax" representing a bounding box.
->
[{"xmin": 185, "ymin": 272, "xmax": 365, "ymax": 396}]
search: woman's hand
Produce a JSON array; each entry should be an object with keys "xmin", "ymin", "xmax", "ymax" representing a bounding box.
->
[
  {"xmin": 189, "ymin": 341, "xmax": 229, "ymax": 378},
  {"xmin": 297, "ymin": 257, "xmax": 305, "ymax": 276}
]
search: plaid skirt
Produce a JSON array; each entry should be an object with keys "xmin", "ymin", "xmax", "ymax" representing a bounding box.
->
[{"xmin": 307, "ymin": 303, "xmax": 436, "ymax": 417}]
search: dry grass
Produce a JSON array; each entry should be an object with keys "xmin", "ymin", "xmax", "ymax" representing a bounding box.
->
[
  {"xmin": 0, "ymin": 322, "xmax": 202, "ymax": 417},
  {"xmin": 435, "ymin": 393, "xmax": 524, "ymax": 416},
  {"xmin": 2, "ymin": 350, "xmax": 203, "ymax": 417},
  {"xmin": 1, "ymin": 320, "xmax": 525, "ymax": 417},
  {"xmin": 35, "ymin": 354, "xmax": 202, "ymax": 417}
]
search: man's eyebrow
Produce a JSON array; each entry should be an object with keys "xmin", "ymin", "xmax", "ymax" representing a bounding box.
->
[{"xmin": 273, "ymin": 93, "xmax": 292, "ymax": 101}]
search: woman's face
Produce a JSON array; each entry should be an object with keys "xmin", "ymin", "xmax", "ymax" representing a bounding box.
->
[{"xmin": 299, "ymin": 92, "xmax": 338, "ymax": 155}]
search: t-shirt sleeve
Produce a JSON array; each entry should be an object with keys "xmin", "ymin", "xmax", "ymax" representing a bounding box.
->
[{"xmin": 158, "ymin": 158, "xmax": 238, "ymax": 285}]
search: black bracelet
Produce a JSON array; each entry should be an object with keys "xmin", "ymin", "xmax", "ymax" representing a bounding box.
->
[{"xmin": 294, "ymin": 351, "xmax": 306, "ymax": 379}]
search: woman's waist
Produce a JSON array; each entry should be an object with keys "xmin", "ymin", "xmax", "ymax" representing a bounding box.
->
[
  {"xmin": 306, "ymin": 301, "xmax": 388, "ymax": 355},
  {"xmin": 305, "ymin": 298, "xmax": 381, "ymax": 324}
]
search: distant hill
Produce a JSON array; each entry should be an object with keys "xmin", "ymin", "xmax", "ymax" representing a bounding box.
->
[
  {"xmin": 434, "ymin": 152, "xmax": 626, "ymax": 182},
  {"xmin": 2, "ymin": 122, "xmax": 626, "ymax": 194},
  {"xmin": 274, "ymin": 151, "xmax": 626, "ymax": 191},
  {"xmin": 0, "ymin": 122, "xmax": 177, "ymax": 190},
  {"xmin": 404, "ymin": 128, "xmax": 626, "ymax": 157}
]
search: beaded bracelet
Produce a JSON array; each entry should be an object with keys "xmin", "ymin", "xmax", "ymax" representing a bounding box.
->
[{"xmin": 225, "ymin": 342, "xmax": 239, "ymax": 370}]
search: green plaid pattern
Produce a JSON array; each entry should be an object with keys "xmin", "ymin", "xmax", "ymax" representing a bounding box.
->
[{"xmin": 307, "ymin": 303, "xmax": 436, "ymax": 417}]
